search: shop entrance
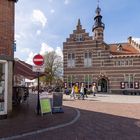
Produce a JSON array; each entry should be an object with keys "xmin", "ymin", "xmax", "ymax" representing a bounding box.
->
[{"xmin": 98, "ymin": 78, "xmax": 108, "ymax": 92}]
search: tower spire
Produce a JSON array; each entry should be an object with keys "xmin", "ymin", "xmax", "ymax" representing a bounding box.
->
[
  {"xmin": 76, "ymin": 18, "xmax": 82, "ymax": 30},
  {"xmin": 97, "ymin": 0, "xmax": 99, "ymax": 7},
  {"xmin": 92, "ymin": 1, "xmax": 105, "ymax": 42}
]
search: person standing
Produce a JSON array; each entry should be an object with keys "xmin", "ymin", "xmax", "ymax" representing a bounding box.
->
[{"xmin": 92, "ymin": 83, "xmax": 97, "ymax": 96}]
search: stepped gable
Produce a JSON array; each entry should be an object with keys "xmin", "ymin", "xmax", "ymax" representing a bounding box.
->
[{"xmin": 65, "ymin": 19, "xmax": 92, "ymax": 43}]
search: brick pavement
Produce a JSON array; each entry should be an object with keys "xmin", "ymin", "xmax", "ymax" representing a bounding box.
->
[{"xmin": 0, "ymin": 93, "xmax": 140, "ymax": 140}]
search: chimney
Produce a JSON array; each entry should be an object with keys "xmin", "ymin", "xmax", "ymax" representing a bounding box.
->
[{"xmin": 128, "ymin": 36, "xmax": 132, "ymax": 44}]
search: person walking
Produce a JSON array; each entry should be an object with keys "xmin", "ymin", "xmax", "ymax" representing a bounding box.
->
[
  {"xmin": 70, "ymin": 84, "xmax": 75, "ymax": 99},
  {"xmin": 92, "ymin": 83, "xmax": 97, "ymax": 96},
  {"xmin": 84, "ymin": 86, "xmax": 88, "ymax": 98},
  {"xmin": 74, "ymin": 83, "xmax": 79, "ymax": 99},
  {"xmin": 80, "ymin": 83, "xmax": 84, "ymax": 100}
]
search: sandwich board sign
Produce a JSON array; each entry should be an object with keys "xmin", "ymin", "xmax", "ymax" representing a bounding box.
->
[
  {"xmin": 52, "ymin": 92, "xmax": 63, "ymax": 113},
  {"xmin": 40, "ymin": 98, "xmax": 52, "ymax": 115}
]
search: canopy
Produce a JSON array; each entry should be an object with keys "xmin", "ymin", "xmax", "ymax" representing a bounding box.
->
[{"xmin": 14, "ymin": 59, "xmax": 45, "ymax": 80}]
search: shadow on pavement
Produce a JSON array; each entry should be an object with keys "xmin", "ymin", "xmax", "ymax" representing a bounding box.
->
[{"xmin": 0, "ymin": 93, "xmax": 140, "ymax": 140}]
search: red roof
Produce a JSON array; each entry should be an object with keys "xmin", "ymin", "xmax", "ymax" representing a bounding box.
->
[{"xmin": 109, "ymin": 43, "xmax": 140, "ymax": 55}]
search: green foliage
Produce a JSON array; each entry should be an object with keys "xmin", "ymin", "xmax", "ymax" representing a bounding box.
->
[{"xmin": 40, "ymin": 51, "xmax": 63, "ymax": 85}]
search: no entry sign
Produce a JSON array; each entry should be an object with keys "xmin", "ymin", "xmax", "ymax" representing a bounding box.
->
[{"xmin": 33, "ymin": 54, "xmax": 44, "ymax": 66}]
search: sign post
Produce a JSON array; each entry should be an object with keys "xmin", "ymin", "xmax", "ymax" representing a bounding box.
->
[{"xmin": 33, "ymin": 54, "xmax": 44, "ymax": 115}]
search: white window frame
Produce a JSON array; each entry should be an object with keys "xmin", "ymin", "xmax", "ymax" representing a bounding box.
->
[
  {"xmin": 124, "ymin": 74, "xmax": 134, "ymax": 89},
  {"xmin": 84, "ymin": 52, "xmax": 92, "ymax": 67},
  {"xmin": 76, "ymin": 34, "xmax": 82, "ymax": 42},
  {"xmin": 67, "ymin": 53, "xmax": 75, "ymax": 68}
]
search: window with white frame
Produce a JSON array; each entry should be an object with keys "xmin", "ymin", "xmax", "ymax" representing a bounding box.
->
[
  {"xmin": 84, "ymin": 74, "xmax": 92, "ymax": 89},
  {"xmin": 124, "ymin": 74, "xmax": 134, "ymax": 88},
  {"xmin": 76, "ymin": 34, "xmax": 83, "ymax": 42},
  {"xmin": 67, "ymin": 53, "xmax": 75, "ymax": 68},
  {"xmin": 128, "ymin": 59, "xmax": 133, "ymax": 65},
  {"xmin": 67, "ymin": 75, "xmax": 75, "ymax": 88},
  {"xmin": 84, "ymin": 52, "xmax": 92, "ymax": 67},
  {"xmin": 97, "ymin": 51, "xmax": 101, "ymax": 57},
  {"xmin": 101, "ymin": 61, "xmax": 104, "ymax": 66},
  {"xmin": 114, "ymin": 59, "xmax": 133, "ymax": 66}
]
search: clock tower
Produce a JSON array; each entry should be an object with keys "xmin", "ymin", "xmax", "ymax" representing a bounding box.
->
[{"xmin": 92, "ymin": 5, "xmax": 105, "ymax": 42}]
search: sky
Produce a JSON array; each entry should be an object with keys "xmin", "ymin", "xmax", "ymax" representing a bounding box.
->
[{"xmin": 14, "ymin": 0, "xmax": 140, "ymax": 64}]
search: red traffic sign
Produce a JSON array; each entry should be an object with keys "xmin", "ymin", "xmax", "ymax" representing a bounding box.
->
[{"xmin": 33, "ymin": 54, "xmax": 44, "ymax": 66}]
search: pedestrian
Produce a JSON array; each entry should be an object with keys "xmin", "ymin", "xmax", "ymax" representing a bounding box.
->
[
  {"xmin": 65, "ymin": 88, "xmax": 69, "ymax": 95},
  {"xmin": 80, "ymin": 83, "xmax": 84, "ymax": 100},
  {"xmin": 74, "ymin": 83, "xmax": 79, "ymax": 99},
  {"xmin": 70, "ymin": 84, "xmax": 75, "ymax": 99},
  {"xmin": 84, "ymin": 86, "xmax": 88, "ymax": 98},
  {"xmin": 92, "ymin": 83, "xmax": 97, "ymax": 96}
]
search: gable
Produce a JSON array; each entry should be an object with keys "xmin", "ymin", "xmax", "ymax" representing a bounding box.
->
[{"xmin": 64, "ymin": 19, "xmax": 92, "ymax": 44}]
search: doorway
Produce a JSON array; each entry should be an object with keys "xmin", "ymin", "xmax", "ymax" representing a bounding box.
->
[{"xmin": 98, "ymin": 78, "xmax": 108, "ymax": 92}]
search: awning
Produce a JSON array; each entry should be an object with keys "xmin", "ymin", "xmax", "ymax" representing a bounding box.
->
[{"xmin": 14, "ymin": 59, "xmax": 46, "ymax": 80}]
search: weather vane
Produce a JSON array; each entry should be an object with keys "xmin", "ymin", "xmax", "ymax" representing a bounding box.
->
[{"xmin": 97, "ymin": 0, "xmax": 100, "ymax": 7}]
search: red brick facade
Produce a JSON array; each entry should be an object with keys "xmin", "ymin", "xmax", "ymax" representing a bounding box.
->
[
  {"xmin": 0, "ymin": 0, "xmax": 16, "ymax": 60},
  {"xmin": 63, "ymin": 6, "xmax": 140, "ymax": 94}
]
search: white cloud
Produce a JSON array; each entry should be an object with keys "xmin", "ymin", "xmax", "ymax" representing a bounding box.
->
[
  {"xmin": 20, "ymin": 48, "xmax": 31, "ymax": 53},
  {"xmin": 36, "ymin": 30, "xmax": 41, "ymax": 35},
  {"xmin": 26, "ymin": 51, "xmax": 35, "ymax": 65},
  {"xmin": 32, "ymin": 9, "xmax": 47, "ymax": 28},
  {"xmin": 40, "ymin": 42, "xmax": 54, "ymax": 55},
  {"xmin": 50, "ymin": 9, "xmax": 55, "ymax": 14},
  {"xmin": 64, "ymin": 0, "xmax": 70, "ymax": 5},
  {"xmin": 15, "ymin": 34, "xmax": 21, "ymax": 40},
  {"xmin": 39, "ymin": 43, "xmax": 63, "ymax": 57},
  {"xmin": 24, "ymin": 43, "xmax": 63, "ymax": 65},
  {"xmin": 55, "ymin": 47, "xmax": 63, "ymax": 58}
]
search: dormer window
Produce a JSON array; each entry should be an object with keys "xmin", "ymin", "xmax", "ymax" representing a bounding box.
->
[
  {"xmin": 76, "ymin": 34, "xmax": 83, "ymax": 42},
  {"xmin": 117, "ymin": 44, "xmax": 122, "ymax": 51}
]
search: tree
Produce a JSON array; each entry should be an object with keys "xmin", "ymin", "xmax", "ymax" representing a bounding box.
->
[{"xmin": 42, "ymin": 51, "xmax": 63, "ymax": 85}]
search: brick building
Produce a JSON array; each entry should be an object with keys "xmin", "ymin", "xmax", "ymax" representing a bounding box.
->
[
  {"xmin": 0, "ymin": 0, "xmax": 18, "ymax": 118},
  {"xmin": 63, "ymin": 6, "xmax": 140, "ymax": 94}
]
